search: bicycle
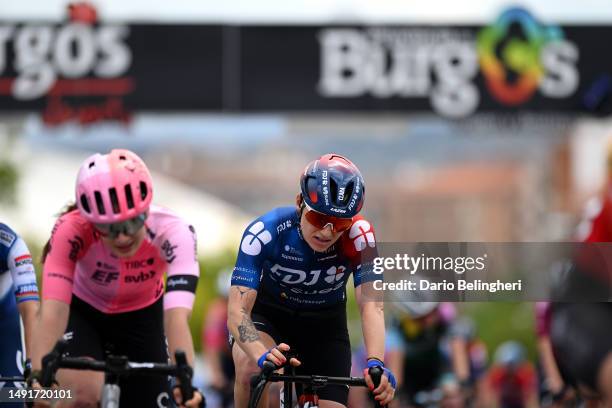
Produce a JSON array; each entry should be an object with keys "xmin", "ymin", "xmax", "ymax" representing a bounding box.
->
[
  {"xmin": 248, "ymin": 352, "xmax": 387, "ymax": 408},
  {"xmin": 38, "ymin": 339, "xmax": 205, "ymax": 408}
]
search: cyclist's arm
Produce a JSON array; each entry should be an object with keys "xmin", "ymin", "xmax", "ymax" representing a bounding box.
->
[
  {"xmin": 227, "ymin": 284, "xmax": 268, "ymax": 362},
  {"xmin": 165, "ymin": 307, "xmax": 196, "ymax": 364},
  {"xmin": 7, "ymin": 235, "xmax": 40, "ymax": 359},
  {"xmin": 355, "ymin": 283, "xmax": 385, "ymax": 362},
  {"xmin": 538, "ymin": 336, "xmax": 565, "ymax": 395},
  {"xmin": 450, "ymin": 336, "xmax": 470, "ymax": 384},
  {"xmin": 162, "ymin": 221, "xmax": 200, "ymax": 366},
  {"xmin": 32, "ymin": 216, "xmax": 84, "ymax": 370},
  {"xmin": 31, "ymin": 300, "xmax": 70, "ymax": 371}
]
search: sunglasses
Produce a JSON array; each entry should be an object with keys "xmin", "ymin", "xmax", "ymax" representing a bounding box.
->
[
  {"xmin": 94, "ymin": 213, "xmax": 147, "ymax": 239},
  {"xmin": 303, "ymin": 203, "xmax": 353, "ymax": 232}
]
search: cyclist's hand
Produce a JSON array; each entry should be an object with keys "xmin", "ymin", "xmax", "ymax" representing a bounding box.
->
[
  {"xmin": 364, "ymin": 359, "xmax": 396, "ymax": 406},
  {"xmin": 173, "ymin": 387, "xmax": 205, "ymax": 408},
  {"xmin": 257, "ymin": 343, "xmax": 301, "ymax": 369},
  {"xmin": 27, "ymin": 376, "xmax": 51, "ymax": 408}
]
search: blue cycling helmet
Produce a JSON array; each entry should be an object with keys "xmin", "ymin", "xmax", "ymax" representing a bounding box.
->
[
  {"xmin": 494, "ymin": 341, "xmax": 526, "ymax": 368},
  {"xmin": 300, "ymin": 154, "xmax": 365, "ymax": 218}
]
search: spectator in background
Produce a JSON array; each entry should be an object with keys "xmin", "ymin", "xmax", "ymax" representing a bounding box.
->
[
  {"xmin": 202, "ymin": 269, "xmax": 234, "ymax": 408},
  {"xmin": 485, "ymin": 341, "xmax": 537, "ymax": 408}
]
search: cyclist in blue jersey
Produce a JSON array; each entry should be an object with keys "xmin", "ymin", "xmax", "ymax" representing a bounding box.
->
[
  {"xmin": 0, "ymin": 223, "xmax": 40, "ymax": 393},
  {"xmin": 228, "ymin": 154, "xmax": 396, "ymax": 408}
]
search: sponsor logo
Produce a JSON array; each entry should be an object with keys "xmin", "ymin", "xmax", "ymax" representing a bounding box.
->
[
  {"xmin": 283, "ymin": 244, "xmax": 303, "ymax": 256},
  {"xmin": 14, "ymin": 254, "xmax": 33, "ymax": 267},
  {"xmin": 324, "ymin": 265, "xmax": 346, "ymax": 283},
  {"xmin": 161, "ymin": 240, "xmax": 177, "ymax": 263},
  {"xmin": 16, "ymin": 284, "xmax": 39, "ymax": 295},
  {"xmin": 68, "ymin": 235, "xmax": 84, "ymax": 261},
  {"xmin": 318, "ymin": 7, "xmax": 578, "ymax": 118},
  {"xmin": 478, "ymin": 7, "xmax": 578, "ymax": 106},
  {"xmin": 270, "ymin": 264, "xmax": 348, "ymax": 287},
  {"xmin": 276, "ymin": 220, "xmax": 292, "ymax": 234},
  {"xmin": 124, "ymin": 257, "xmax": 154, "ymax": 269},
  {"xmin": 0, "ymin": 3, "xmax": 133, "ymax": 125},
  {"xmin": 167, "ymin": 277, "xmax": 188, "ymax": 288},
  {"xmin": 125, "ymin": 270, "xmax": 156, "ymax": 283},
  {"xmin": 91, "ymin": 269, "xmax": 119, "ymax": 285},
  {"xmin": 349, "ymin": 220, "xmax": 376, "ymax": 251},
  {"xmin": 0, "ymin": 230, "xmax": 16, "ymax": 247},
  {"xmin": 240, "ymin": 221, "xmax": 272, "ymax": 256}
]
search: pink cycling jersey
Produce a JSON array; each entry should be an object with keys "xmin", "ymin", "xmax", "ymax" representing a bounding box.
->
[{"xmin": 43, "ymin": 205, "xmax": 199, "ymax": 314}]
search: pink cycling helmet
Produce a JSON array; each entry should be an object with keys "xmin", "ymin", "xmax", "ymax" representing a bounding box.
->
[{"xmin": 75, "ymin": 149, "xmax": 153, "ymax": 223}]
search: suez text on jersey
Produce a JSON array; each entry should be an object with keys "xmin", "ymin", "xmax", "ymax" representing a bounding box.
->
[
  {"xmin": 317, "ymin": 28, "xmax": 578, "ymax": 118},
  {"xmin": 0, "ymin": 22, "xmax": 131, "ymax": 100}
]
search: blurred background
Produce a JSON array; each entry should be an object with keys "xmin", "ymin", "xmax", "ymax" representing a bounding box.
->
[{"xmin": 1, "ymin": 0, "xmax": 612, "ymax": 405}]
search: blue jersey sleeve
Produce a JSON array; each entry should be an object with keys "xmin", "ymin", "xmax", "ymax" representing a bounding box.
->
[{"xmin": 231, "ymin": 212, "xmax": 277, "ymax": 290}]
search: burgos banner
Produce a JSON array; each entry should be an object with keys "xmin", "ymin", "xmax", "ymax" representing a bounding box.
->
[{"xmin": 0, "ymin": 6, "xmax": 610, "ymax": 121}]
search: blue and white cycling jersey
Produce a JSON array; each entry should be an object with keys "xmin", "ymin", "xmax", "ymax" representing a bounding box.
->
[
  {"xmin": 231, "ymin": 207, "xmax": 378, "ymax": 310},
  {"xmin": 0, "ymin": 223, "xmax": 39, "ymax": 388},
  {"xmin": 0, "ymin": 223, "xmax": 39, "ymax": 313}
]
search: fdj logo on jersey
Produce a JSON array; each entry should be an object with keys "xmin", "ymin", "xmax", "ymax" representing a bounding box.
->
[
  {"xmin": 241, "ymin": 221, "xmax": 272, "ymax": 256},
  {"xmin": 477, "ymin": 7, "xmax": 578, "ymax": 105}
]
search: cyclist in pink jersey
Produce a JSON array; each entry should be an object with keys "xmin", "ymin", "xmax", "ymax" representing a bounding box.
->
[{"xmin": 28, "ymin": 149, "xmax": 203, "ymax": 408}]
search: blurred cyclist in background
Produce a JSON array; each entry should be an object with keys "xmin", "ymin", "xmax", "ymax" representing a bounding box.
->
[
  {"xmin": 548, "ymin": 139, "xmax": 612, "ymax": 407},
  {"xmin": 485, "ymin": 341, "xmax": 537, "ymax": 408},
  {"xmin": 535, "ymin": 302, "xmax": 575, "ymax": 407},
  {"xmin": 0, "ymin": 223, "xmax": 39, "ymax": 399},
  {"xmin": 202, "ymin": 269, "xmax": 234, "ymax": 408},
  {"xmin": 29, "ymin": 149, "xmax": 203, "ymax": 407},
  {"xmin": 228, "ymin": 153, "xmax": 396, "ymax": 408},
  {"xmin": 385, "ymin": 301, "xmax": 485, "ymax": 408}
]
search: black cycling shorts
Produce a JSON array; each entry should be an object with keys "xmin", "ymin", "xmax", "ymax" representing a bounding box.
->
[
  {"xmin": 245, "ymin": 291, "xmax": 352, "ymax": 405},
  {"xmin": 63, "ymin": 295, "xmax": 172, "ymax": 408}
]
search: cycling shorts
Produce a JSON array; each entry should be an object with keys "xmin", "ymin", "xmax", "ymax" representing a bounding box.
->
[
  {"xmin": 63, "ymin": 295, "xmax": 172, "ymax": 408},
  {"xmin": 238, "ymin": 291, "xmax": 352, "ymax": 405}
]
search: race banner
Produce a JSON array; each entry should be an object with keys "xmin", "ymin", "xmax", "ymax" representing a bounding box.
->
[{"xmin": 1, "ymin": 5, "xmax": 611, "ymax": 122}]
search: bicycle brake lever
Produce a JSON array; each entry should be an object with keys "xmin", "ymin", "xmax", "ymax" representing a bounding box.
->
[
  {"xmin": 174, "ymin": 350, "xmax": 194, "ymax": 403},
  {"xmin": 40, "ymin": 340, "xmax": 68, "ymax": 387}
]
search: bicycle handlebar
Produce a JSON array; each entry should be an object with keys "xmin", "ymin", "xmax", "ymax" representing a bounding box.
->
[
  {"xmin": 249, "ymin": 354, "xmax": 388, "ymax": 408},
  {"xmin": 40, "ymin": 339, "xmax": 200, "ymax": 405}
]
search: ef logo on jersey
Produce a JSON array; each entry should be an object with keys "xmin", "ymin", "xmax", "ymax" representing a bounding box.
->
[{"xmin": 241, "ymin": 221, "xmax": 272, "ymax": 256}]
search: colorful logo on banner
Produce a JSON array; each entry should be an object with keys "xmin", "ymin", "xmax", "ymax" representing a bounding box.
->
[
  {"xmin": 0, "ymin": 2, "xmax": 133, "ymax": 125},
  {"xmin": 477, "ymin": 7, "xmax": 571, "ymax": 105}
]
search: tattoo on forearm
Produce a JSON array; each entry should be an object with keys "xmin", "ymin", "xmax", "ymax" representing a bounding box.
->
[{"xmin": 237, "ymin": 313, "xmax": 260, "ymax": 343}]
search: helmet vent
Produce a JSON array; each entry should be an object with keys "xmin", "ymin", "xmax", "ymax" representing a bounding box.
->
[
  {"xmin": 305, "ymin": 176, "xmax": 318, "ymax": 203},
  {"xmin": 119, "ymin": 155, "xmax": 126, "ymax": 160},
  {"xmin": 329, "ymin": 178, "xmax": 338, "ymax": 203},
  {"xmin": 80, "ymin": 194, "xmax": 91, "ymax": 213},
  {"xmin": 88, "ymin": 161, "xmax": 95, "ymax": 169},
  {"xmin": 139, "ymin": 181, "xmax": 148, "ymax": 200},
  {"xmin": 342, "ymin": 182, "xmax": 355, "ymax": 205},
  {"xmin": 94, "ymin": 191, "xmax": 106, "ymax": 215},
  {"xmin": 124, "ymin": 184, "xmax": 135, "ymax": 209},
  {"xmin": 109, "ymin": 188, "xmax": 120, "ymax": 214}
]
